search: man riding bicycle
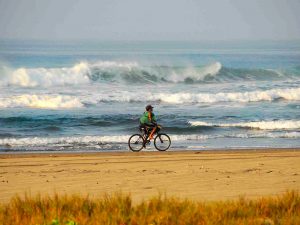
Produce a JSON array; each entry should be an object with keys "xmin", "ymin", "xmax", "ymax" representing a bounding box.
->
[
  {"xmin": 139, "ymin": 105, "xmax": 160, "ymax": 140},
  {"xmin": 128, "ymin": 104, "xmax": 170, "ymax": 151}
]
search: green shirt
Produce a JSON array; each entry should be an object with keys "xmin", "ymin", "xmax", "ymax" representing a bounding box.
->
[{"xmin": 140, "ymin": 112, "xmax": 157, "ymax": 124}]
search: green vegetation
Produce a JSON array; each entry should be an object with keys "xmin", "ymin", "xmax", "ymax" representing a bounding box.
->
[{"xmin": 0, "ymin": 191, "xmax": 299, "ymax": 225}]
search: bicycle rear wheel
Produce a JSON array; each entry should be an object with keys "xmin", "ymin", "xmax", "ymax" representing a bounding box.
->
[
  {"xmin": 128, "ymin": 134, "xmax": 144, "ymax": 152},
  {"xmin": 154, "ymin": 133, "xmax": 171, "ymax": 151}
]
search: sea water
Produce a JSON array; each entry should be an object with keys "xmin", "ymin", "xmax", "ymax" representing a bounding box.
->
[{"xmin": 0, "ymin": 40, "xmax": 299, "ymax": 152}]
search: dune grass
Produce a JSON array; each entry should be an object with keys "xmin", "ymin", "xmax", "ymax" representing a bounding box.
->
[{"xmin": 0, "ymin": 191, "xmax": 299, "ymax": 225}]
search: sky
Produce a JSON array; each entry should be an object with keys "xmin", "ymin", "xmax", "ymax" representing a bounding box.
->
[{"xmin": 0, "ymin": 0, "xmax": 299, "ymax": 41}]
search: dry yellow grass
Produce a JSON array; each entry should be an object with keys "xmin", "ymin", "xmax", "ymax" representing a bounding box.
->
[{"xmin": 0, "ymin": 191, "xmax": 299, "ymax": 225}]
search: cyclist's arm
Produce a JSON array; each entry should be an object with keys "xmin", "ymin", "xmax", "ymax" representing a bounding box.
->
[{"xmin": 152, "ymin": 113, "xmax": 157, "ymax": 125}]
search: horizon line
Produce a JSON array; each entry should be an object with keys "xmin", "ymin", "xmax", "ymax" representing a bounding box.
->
[{"xmin": 1, "ymin": 37, "xmax": 300, "ymax": 43}]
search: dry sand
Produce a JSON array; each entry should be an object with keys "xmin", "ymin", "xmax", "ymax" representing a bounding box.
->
[{"xmin": 0, "ymin": 149, "xmax": 300, "ymax": 203}]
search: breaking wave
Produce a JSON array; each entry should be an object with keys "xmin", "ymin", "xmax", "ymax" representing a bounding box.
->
[
  {"xmin": 1, "ymin": 60, "xmax": 299, "ymax": 87},
  {"xmin": 189, "ymin": 120, "xmax": 300, "ymax": 130}
]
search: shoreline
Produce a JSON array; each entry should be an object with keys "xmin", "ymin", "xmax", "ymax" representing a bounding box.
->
[
  {"xmin": 1, "ymin": 147, "xmax": 300, "ymax": 158},
  {"xmin": 1, "ymin": 148, "xmax": 299, "ymax": 204}
]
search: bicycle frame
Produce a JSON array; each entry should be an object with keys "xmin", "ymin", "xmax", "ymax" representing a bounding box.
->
[{"xmin": 142, "ymin": 125, "xmax": 161, "ymax": 141}]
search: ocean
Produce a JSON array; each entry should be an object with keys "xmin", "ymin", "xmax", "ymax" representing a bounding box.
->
[{"xmin": 0, "ymin": 39, "xmax": 299, "ymax": 152}]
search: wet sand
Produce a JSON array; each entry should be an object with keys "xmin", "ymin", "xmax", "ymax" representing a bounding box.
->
[{"xmin": 0, "ymin": 149, "xmax": 300, "ymax": 203}]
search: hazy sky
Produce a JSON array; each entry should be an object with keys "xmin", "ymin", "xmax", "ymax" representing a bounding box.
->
[{"xmin": 0, "ymin": 0, "xmax": 299, "ymax": 41}]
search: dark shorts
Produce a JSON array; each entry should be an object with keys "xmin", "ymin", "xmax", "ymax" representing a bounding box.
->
[{"xmin": 139, "ymin": 123, "xmax": 160, "ymax": 135}]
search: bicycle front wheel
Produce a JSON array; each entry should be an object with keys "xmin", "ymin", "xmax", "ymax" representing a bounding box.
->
[
  {"xmin": 154, "ymin": 133, "xmax": 171, "ymax": 151},
  {"xmin": 128, "ymin": 134, "xmax": 144, "ymax": 152}
]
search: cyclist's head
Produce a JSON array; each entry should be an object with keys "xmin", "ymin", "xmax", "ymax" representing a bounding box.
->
[{"xmin": 146, "ymin": 105, "xmax": 153, "ymax": 112}]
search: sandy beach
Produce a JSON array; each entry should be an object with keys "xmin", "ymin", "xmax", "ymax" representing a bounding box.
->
[{"xmin": 0, "ymin": 149, "xmax": 300, "ymax": 204}]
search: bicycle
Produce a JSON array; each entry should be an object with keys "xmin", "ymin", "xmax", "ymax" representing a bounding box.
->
[{"xmin": 128, "ymin": 125, "xmax": 171, "ymax": 152}]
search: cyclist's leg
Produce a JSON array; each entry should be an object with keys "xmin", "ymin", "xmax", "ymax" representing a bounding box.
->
[
  {"xmin": 142, "ymin": 126, "xmax": 150, "ymax": 147},
  {"xmin": 148, "ymin": 124, "xmax": 157, "ymax": 139}
]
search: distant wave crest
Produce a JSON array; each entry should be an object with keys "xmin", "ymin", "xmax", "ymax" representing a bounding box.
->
[{"xmin": 1, "ymin": 60, "xmax": 299, "ymax": 87}]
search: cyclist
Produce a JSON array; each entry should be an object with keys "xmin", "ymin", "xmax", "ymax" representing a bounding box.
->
[{"xmin": 139, "ymin": 105, "xmax": 160, "ymax": 140}]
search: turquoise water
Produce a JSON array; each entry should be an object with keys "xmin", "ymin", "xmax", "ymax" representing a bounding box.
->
[{"xmin": 0, "ymin": 40, "xmax": 299, "ymax": 152}]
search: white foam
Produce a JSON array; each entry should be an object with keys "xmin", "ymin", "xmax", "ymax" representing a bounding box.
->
[
  {"xmin": 175, "ymin": 132, "xmax": 300, "ymax": 139},
  {"xmin": 1, "ymin": 132, "xmax": 299, "ymax": 148},
  {"xmin": 0, "ymin": 94, "xmax": 83, "ymax": 109},
  {"xmin": 172, "ymin": 132, "xmax": 300, "ymax": 139},
  {"xmin": 92, "ymin": 61, "xmax": 139, "ymax": 69},
  {"xmin": 94, "ymin": 87, "xmax": 300, "ymax": 104},
  {"xmin": 189, "ymin": 120, "xmax": 300, "ymax": 130},
  {"xmin": 171, "ymin": 134, "xmax": 211, "ymax": 141},
  {"xmin": 156, "ymin": 87, "xmax": 300, "ymax": 103},
  {"xmin": 2, "ymin": 87, "xmax": 298, "ymax": 109},
  {"xmin": 261, "ymin": 132, "xmax": 300, "ymax": 138},
  {"xmin": 0, "ymin": 135, "xmax": 130, "ymax": 147}
]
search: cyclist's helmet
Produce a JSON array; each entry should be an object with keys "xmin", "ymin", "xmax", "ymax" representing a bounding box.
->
[{"xmin": 146, "ymin": 105, "xmax": 154, "ymax": 111}]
